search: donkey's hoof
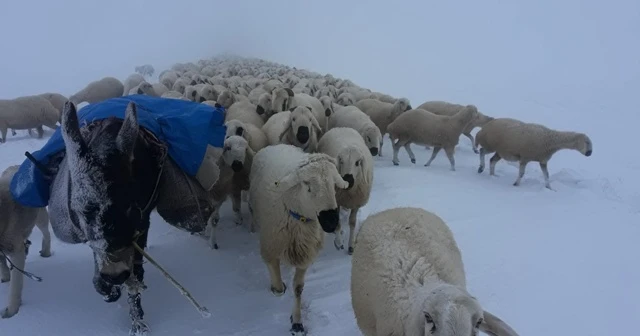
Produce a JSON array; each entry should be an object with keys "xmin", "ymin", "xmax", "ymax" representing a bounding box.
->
[{"xmin": 129, "ymin": 319, "xmax": 149, "ymax": 336}]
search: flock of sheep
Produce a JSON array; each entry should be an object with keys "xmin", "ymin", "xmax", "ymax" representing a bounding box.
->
[{"xmin": 0, "ymin": 54, "xmax": 595, "ymax": 335}]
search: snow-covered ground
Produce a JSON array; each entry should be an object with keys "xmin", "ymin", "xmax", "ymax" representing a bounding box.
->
[{"xmin": 1, "ymin": 100, "xmax": 639, "ymax": 335}]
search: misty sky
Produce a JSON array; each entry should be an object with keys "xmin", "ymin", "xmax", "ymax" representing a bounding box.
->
[{"xmin": 1, "ymin": 0, "xmax": 638, "ymax": 124}]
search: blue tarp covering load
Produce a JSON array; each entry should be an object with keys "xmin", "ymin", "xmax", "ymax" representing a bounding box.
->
[{"xmin": 10, "ymin": 94, "xmax": 227, "ymax": 208}]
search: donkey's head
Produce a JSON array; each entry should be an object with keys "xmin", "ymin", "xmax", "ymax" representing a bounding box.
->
[{"xmin": 60, "ymin": 101, "xmax": 160, "ymax": 300}]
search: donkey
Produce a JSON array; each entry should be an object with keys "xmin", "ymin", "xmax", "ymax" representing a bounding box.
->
[{"xmin": 47, "ymin": 100, "xmax": 167, "ymax": 335}]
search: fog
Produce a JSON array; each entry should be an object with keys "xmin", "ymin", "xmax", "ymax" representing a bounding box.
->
[{"xmin": 1, "ymin": 0, "xmax": 638, "ymax": 155}]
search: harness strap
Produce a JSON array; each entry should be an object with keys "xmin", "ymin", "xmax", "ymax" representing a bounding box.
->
[{"xmin": 288, "ymin": 210, "xmax": 314, "ymax": 223}]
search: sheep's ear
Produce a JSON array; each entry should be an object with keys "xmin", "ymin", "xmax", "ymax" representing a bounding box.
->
[
  {"xmin": 289, "ymin": 107, "xmax": 297, "ymax": 113},
  {"xmin": 117, "ymin": 101, "xmax": 139, "ymax": 159},
  {"xmin": 278, "ymin": 116, "xmax": 293, "ymax": 143},
  {"xmin": 274, "ymin": 170, "xmax": 298, "ymax": 191},
  {"xmin": 245, "ymin": 145, "xmax": 256, "ymax": 158},
  {"xmin": 61, "ymin": 100, "xmax": 88, "ymax": 156},
  {"xmin": 285, "ymin": 88, "xmax": 294, "ymax": 97},
  {"xmin": 479, "ymin": 311, "xmax": 519, "ymax": 336},
  {"xmin": 310, "ymin": 115, "xmax": 323, "ymax": 137}
]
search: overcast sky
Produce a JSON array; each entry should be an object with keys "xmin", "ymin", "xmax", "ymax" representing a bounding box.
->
[{"xmin": 1, "ymin": 0, "xmax": 638, "ymax": 122}]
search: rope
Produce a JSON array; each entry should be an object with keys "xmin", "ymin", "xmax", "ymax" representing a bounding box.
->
[{"xmin": 0, "ymin": 243, "xmax": 43, "ymax": 282}]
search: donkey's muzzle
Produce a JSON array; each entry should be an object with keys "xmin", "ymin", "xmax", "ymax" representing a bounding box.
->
[{"xmin": 318, "ymin": 208, "xmax": 340, "ymax": 233}]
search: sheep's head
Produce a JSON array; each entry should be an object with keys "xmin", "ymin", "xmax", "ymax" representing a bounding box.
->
[
  {"xmin": 257, "ymin": 92, "xmax": 273, "ymax": 117},
  {"xmin": 225, "ymin": 119, "xmax": 251, "ymax": 143},
  {"xmin": 569, "ymin": 132, "xmax": 593, "ymax": 157},
  {"xmin": 136, "ymin": 82, "xmax": 155, "ymax": 96},
  {"xmin": 221, "ymin": 135, "xmax": 254, "ymax": 173},
  {"xmin": 271, "ymin": 87, "xmax": 295, "ymax": 113},
  {"xmin": 172, "ymin": 81, "xmax": 187, "ymax": 94},
  {"xmin": 274, "ymin": 152, "xmax": 349, "ymax": 233},
  {"xmin": 336, "ymin": 145, "xmax": 369, "ymax": 190},
  {"xmin": 395, "ymin": 97, "xmax": 412, "ymax": 113},
  {"xmin": 337, "ymin": 93, "xmax": 355, "ymax": 106},
  {"xmin": 319, "ymin": 96, "xmax": 334, "ymax": 117},
  {"xmin": 471, "ymin": 112, "xmax": 494, "ymax": 129},
  {"xmin": 415, "ymin": 284, "xmax": 520, "ymax": 336},
  {"xmin": 184, "ymin": 86, "xmax": 198, "ymax": 101},
  {"xmin": 361, "ymin": 125, "xmax": 382, "ymax": 156},
  {"xmin": 279, "ymin": 106, "xmax": 323, "ymax": 148},
  {"xmin": 217, "ymin": 90, "xmax": 236, "ymax": 109},
  {"xmin": 197, "ymin": 85, "xmax": 217, "ymax": 103},
  {"xmin": 456, "ymin": 105, "xmax": 479, "ymax": 129}
]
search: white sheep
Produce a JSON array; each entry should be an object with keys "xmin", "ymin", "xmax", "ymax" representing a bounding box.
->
[
  {"xmin": 351, "ymin": 207, "xmax": 520, "ymax": 336},
  {"xmin": 248, "ymin": 144, "xmax": 349, "ymax": 335},
  {"xmin": 159, "ymin": 70, "xmax": 179, "ymax": 89},
  {"xmin": 69, "ymin": 76, "xmax": 124, "ymax": 105},
  {"xmin": 336, "ymin": 92, "xmax": 356, "ymax": 106},
  {"xmin": 417, "ymin": 100, "xmax": 495, "ymax": 153},
  {"xmin": 128, "ymin": 81, "xmax": 157, "ymax": 96},
  {"xmin": 317, "ymin": 127, "xmax": 374, "ymax": 254},
  {"xmin": 171, "ymin": 77, "xmax": 197, "ymax": 94},
  {"xmin": 475, "ymin": 117, "xmax": 593, "ymax": 189},
  {"xmin": 194, "ymin": 84, "xmax": 219, "ymax": 103},
  {"xmin": 37, "ymin": 92, "xmax": 68, "ymax": 116},
  {"xmin": 387, "ymin": 106, "xmax": 478, "ymax": 171},
  {"xmin": 225, "ymin": 100, "xmax": 266, "ymax": 128},
  {"xmin": 355, "ymin": 97, "xmax": 412, "ymax": 156},
  {"xmin": 0, "ymin": 95, "xmax": 60, "ymax": 143},
  {"xmin": 329, "ymin": 105, "xmax": 382, "ymax": 156},
  {"xmin": 225, "ymin": 119, "xmax": 268, "ymax": 153},
  {"xmin": 0, "ymin": 165, "xmax": 52, "ymax": 318},
  {"xmin": 262, "ymin": 107, "xmax": 323, "ymax": 153},
  {"xmin": 161, "ymin": 91, "xmax": 189, "ymax": 100},
  {"xmin": 151, "ymin": 82, "xmax": 169, "ymax": 97},
  {"xmin": 205, "ymin": 135, "xmax": 255, "ymax": 249},
  {"xmin": 134, "ymin": 64, "xmax": 155, "ymax": 78},
  {"xmin": 271, "ymin": 88, "xmax": 329, "ymax": 131},
  {"xmin": 122, "ymin": 73, "xmax": 145, "ymax": 95}
]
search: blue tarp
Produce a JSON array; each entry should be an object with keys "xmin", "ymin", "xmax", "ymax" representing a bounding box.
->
[{"xmin": 10, "ymin": 94, "xmax": 227, "ymax": 207}]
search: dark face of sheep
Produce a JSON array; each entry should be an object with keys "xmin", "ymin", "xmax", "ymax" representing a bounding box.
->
[
  {"xmin": 288, "ymin": 106, "xmax": 320, "ymax": 146},
  {"xmin": 57, "ymin": 101, "xmax": 164, "ymax": 302},
  {"xmin": 337, "ymin": 147, "xmax": 364, "ymax": 190},
  {"xmin": 222, "ymin": 136, "xmax": 251, "ymax": 173}
]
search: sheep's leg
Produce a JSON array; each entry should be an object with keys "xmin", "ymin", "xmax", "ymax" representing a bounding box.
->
[
  {"xmin": 489, "ymin": 153, "xmax": 502, "ymax": 176},
  {"xmin": 35, "ymin": 126, "xmax": 44, "ymax": 139},
  {"xmin": 126, "ymin": 229, "xmax": 149, "ymax": 336},
  {"xmin": 403, "ymin": 143, "xmax": 416, "ymax": 164},
  {"xmin": 11, "ymin": 129, "xmax": 16, "ymax": 136},
  {"xmin": 247, "ymin": 203, "xmax": 256, "ymax": 233},
  {"xmin": 0, "ymin": 127, "xmax": 7, "ymax": 143},
  {"xmin": 290, "ymin": 267, "xmax": 309, "ymax": 335},
  {"xmin": 513, "ymin": 161, "xmax": 528, "ymax": 186},
  {"xmin": 333, "ymin": 219, "xmax": 344, "ymax": 251},
  {"xmin": 540, "ymin": 162, "xmax": 552, "ymax": 189},
  {"xmin": 378, "ymin": 137, "xmax": 384, "ymax": 157},
  {"xmin": 0, "ymin": 254, "xmax": 9, "ymax": 283},
  {"xmin": 231, "ymin": 188, "xmax": 243, "ymax": 226},
  {"xmin": 36, "ymin": 211, "xmax": 52, "ymax": 258},
  {"xmin": 478, "ymin": 148, "xmax": 487, "ymax": 173},
  {"xmin": 391, "ymin": 139, "xmax": 403, "ymax": 165},
  {"xmin": 1, "ymin": 248, "xmax": 26, "ymax": 318},
  {"xmin": 444, "ymin": 146, "xmax": 456, "ymax": 171},
  {"xmin": 348, "ymin": 207, "xmax": 359, "ymax": 255},
  {"xmin": 424, "ymin": 146, "xmax": 442, "ymax": 167},
  {"xmin": 464, "ymin": 132, "xmax": 478, "ymax": 153},
  {"xmin": 266, "ymin": 259, "xmax": 286, "ymax": 296},
  {"xmin": 207, "ymin": 207, "xmax": 220, "ymax": 250}
]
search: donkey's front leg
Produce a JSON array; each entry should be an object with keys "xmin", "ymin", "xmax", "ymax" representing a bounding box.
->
[{"xmin": 126, "ymin": 229, "xmax": 149, "ymax": 336}]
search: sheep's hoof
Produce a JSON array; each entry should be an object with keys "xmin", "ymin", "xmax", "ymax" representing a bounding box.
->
[
  {"xmin": 1, "ymin": 306, "xmax": 18, "ymax": 319},
  {"xmin": 512, "ymin": 181, "xmax": 520, "ymax": 186},
  {"xmin": 129, "ymin": 319, "xmax": 149, "ymax": 336},
  {"xmin": 410, "ymin": 158, "xmax": 416, "ymax": 164},
  {"xmin": 424, "ymin": 163, "xmax": 431, "ymax": 167},
  {"xmin": 40, "ymin": 250, "xmax": 52, "ymax": 258},
  {"xmin": 271, "ymin": 282, "xmax": 287, "ymax": 296},
  {"xmin": 290, "ymin": 316, "xmax": 306, "ymax": 335},
  {"xmin": 473, "ymin": 149, "xmax": 480, "ymax": 154},
  {"xmin": 392, "ymin": 161, "xmax": 399, "ymax": 166},
  {"xmin": 211, "ymin": 243, "xmax": 219, "ymax": 250},
  {"xmin": 333, "ymin": 237, "xmax": 344, "ymax": 250},
  {"xmin": 1, "ymin": 277, "xmax": 9, "ymax": 283},
  {"xmin": 477, "ymin": 166, "xmax": 484, "ymax": 173},
  {"xmin": 348, "ymin": 247, "xmax": 354, "ymax": 255}
]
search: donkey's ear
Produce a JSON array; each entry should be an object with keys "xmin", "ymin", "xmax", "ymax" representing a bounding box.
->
[
  {"xmin": 117, "ymin": 101, "xmax": 139, "ymax": 159},
  {"xmin": 61, "ymin": 100, "xmax": 87, "ymax": 155}
]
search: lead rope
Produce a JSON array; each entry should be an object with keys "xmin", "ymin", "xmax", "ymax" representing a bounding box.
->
[{"xmin": 0, "ymin": 241, "xmax": 43, "ymax": 282}]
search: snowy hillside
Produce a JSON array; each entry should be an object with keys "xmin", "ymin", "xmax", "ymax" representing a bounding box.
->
[{"xmin": 1, "ymin": 110, "xmax": 639, "ymax": 336}]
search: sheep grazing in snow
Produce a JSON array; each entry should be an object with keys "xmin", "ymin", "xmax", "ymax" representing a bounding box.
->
[
  {"xmin": 206, "ymin": 135, "xmax": 256, "ymax": 249},
  {"xmin": 68, "ymin": 76, "xmax": 124, "ymax": 105},
  {"xmin": 317, "ymin": 127, "xmax": 374, "ymax": 254},
  {"xmin": 122, "ymin": 73, "xmax": 145, "ymax": 95},
  {"xmin": 417, "ymin": 100, "xmax": 494, "ymax": 153},
  {"xmin": 134, "ymin": 64, "xmax": 155, "ymax": 78},
  {"xmin": 351, "ymin": 207, "xmax": 520, "ymax": 336},
  {"xmin": 387, "ymin": 105, "xmax": 478, "ymax": 171},
  {"xmin": 262, "ymin": 106, "xmax": 323, "ymax": 153},
  {"xmin": 0, "ymin": 95, "xmax": 60, "ymax": 143},
  {"xmin": 271, "ymin": 88, "xmax": 330, "ymax": 132},
  {"xmin": 329, "ymin": 105, "xmax": 382, "ymax": 156},
  {"xmin": 355, "ymin": 97, "xmax": 412, "ymax": 156},
  {"xmin": 249, "ymin": 144, "xmax": 349, "ymax": 335},
  {"xmin": 475, "ymin": 117, "xmax": 593, "ymax": 189},
  {"xmin": 225, "ymin": 119, "xmax": 268, "ymax": 153},
  {"xmin": 0, "ymin": 165, "xmax": 52, "ymax": 318},
  {"xmin": 225, "ymin": 100, "xmax": 266, "ymax": 128}
]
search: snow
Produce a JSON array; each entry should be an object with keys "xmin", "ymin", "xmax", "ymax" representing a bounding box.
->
[{"xmin": 1, "ymin": 1, "xmax": 639, "ymax": 335}]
